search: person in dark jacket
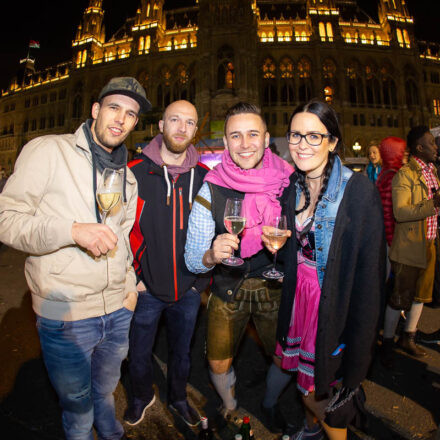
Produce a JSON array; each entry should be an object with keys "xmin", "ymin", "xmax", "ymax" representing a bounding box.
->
[
  {"xmin": 125, "ymin": 100, "xmax": 210, "ymax": 427},
  {"xmin": 263, "ymin": 100, "xmax": 386, "ymax": 440}
]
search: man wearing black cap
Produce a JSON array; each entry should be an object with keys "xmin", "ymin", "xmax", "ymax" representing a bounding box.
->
[{"xmin": 0, "ymin": 77, "xmax": 150, "ymax": 440}]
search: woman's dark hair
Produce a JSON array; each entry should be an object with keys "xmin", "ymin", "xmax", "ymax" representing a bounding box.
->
[{"xmin": 287, "ymin": 99, "xmax": 343, "ymax": 216}]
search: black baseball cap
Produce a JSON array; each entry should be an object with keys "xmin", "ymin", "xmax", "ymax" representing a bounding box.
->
[{"xmin": 98, "ymin": 77, "xmax": 151, "ymax": 113}]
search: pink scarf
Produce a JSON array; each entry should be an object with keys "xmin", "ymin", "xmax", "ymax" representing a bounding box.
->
[{"xmin": 205, "ymin": 148, "xmax": 293, "ymax": 258}]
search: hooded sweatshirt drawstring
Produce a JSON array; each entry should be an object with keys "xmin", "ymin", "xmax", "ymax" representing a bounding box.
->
[
  {"xmin": 163, "ymin": 165, "xmax": 171, "ymax": 206},
  {"xmin": 142, "ymin": 134, "xmax": 201, "ymax": 209},
  {"xmin": 189, "ymin": 167, "xmax": 195, "ymax": 209},
  {"xmin": 163, "ymin": 164, "xmax": 195, "ymax": 210}
]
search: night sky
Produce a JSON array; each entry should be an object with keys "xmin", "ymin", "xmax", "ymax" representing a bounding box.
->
[{"xmin": 0, "ymin": 0, "xmax": 438, "ymax": 90}]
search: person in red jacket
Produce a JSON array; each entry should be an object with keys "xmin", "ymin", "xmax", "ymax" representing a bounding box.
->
[
  {"xmin": 377, "ymin": 137, "xmax": 407, "ymax": 368},
  {"xmin": 376, "ymin": 137, "xmax": 407, "ymax": 247}
]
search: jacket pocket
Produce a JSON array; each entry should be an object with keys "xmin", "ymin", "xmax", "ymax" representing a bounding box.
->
[{"xmin": 49, "ymin": 253, "xmax": 74, "ymax": 275}]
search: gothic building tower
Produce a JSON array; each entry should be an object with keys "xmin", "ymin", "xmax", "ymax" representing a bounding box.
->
[
  {"xmin": 197, "ymin": 0, "xmax": 258, "ymax": 120},
  {"xmin": 73, "ymin": 0, "xmax": 106, "ymax": 68}
]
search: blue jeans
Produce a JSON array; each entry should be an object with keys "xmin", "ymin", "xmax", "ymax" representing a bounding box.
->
[
  {"xmin": 36, "ymin": 307, "xmax": 133, "ymax": 440},
  {"xmin": 128, "ymin": 288, "xmax": 201, "ymax": 405}
]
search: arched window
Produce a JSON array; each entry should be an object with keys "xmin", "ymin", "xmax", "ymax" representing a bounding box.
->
[
  {"xmin": 139, "ymin": 37, "xmax": 145, "ymax": 53},
  {"xmin": 189, "ymin": 80, "xmax": 196, "ymax": 103},
  {"xmin": 262, "ymin": 57, "xmax": 277, "ymax": 106},
  {"xmin": 157, "ymin": 66, "xmax": 172, "ymax": 108},
  {"xmin": 383, "ymin": 77, "xmax": 397, "ymax": 108},
  {"xmin": 319, "ymin": 22, "xmax": 326, "ymax": 41},
  {"xmin": 346, "ymin": 62, "xmax": 364, "ymax": 106},
  {"xmin": 405, "ymin": 79, "xmax": 419, "ymax": 107},
  {"xmin": 298, "ymin": 58, "xmax": 311, "ymax": 79},
  {"xmin": 72, "ymin": 95, "xmax": 83, "ymax": 119},
  {"xmin": 280, "ymin": 57, "xmax": 294, "ymax": 79},
  {"xmin": 173, "ymin": 64, "xmax": 189, "ymax": 101},
  {"xmin": 281, "ymin": 83, "xmax": 294, "ymax": 105},
  {"xmin": 263, "ymin": 58, "xmax": 276, "ymax": 79},
  {"xmin": 263, "ymin": 84, "xmax": 277, "ymax": 106},
  {"xmin": 157, "ymin": 84, "xmax": 163, "ymax": 107},
  {"xmin": 217, "ymin": 46, "xmax": 235, "ymax": 90},
  {"xmin": 322, "ymin": 59, "xmax": 336, "ymax": 104},
  {"xmin": 403, "ymin": 29, "xmax": 411, "ymax": 48},
  {"xmin": 298, "ymin": 57, "xmax": 312, "ymax": 101},
  {"xmin": 396, "ymin": 29, "xmax": 403, "ymax": 47},
  {"xmin": 326, "ymin": 23, "xmax": 333, "ymax": 41},
  {"xmin": 323, "ymin": 59, "xmax": 336, "ymax": 79},
  {"xmin": 138, "ymin": 71, "xmax": 149, "ymax": 88}
]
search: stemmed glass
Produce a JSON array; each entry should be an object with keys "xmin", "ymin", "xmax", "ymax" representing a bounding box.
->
[
  {"xmin": 96, "ymin": 168, "xmax": 123, "ymax": 224},
  {"xmin": 262, "ymin": 215, "xmax": 288, "ymax": 279},
  {"xmin": 222, "ymin": 198, "xmax": 246, "ymax": 266}
]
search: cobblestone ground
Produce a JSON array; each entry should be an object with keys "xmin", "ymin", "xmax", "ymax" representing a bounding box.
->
[{"xmin": 0, "ymin": 245, "xmax": 439, "ymax": 439}]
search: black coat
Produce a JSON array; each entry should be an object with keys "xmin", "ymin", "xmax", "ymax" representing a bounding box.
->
[
  {"xmin": 276, "ymin": 172, "xmax": 386, "ymax": 395},
  {"xmin": 129, "ymin": 155, "xmax": 210, "ymax": 302}
]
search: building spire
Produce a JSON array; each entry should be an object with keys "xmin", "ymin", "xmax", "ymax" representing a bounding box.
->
[
  {"xmin": 72, "ymin": 0, "xmax": 106, "ymax": 68},
  {"xmin": 74, "ymin": 0, "xmax": 105, "ymax": 44},
  {"xmin": 137, "ymin": 0, "xmax": 165, "ymax": 26},
  {"xmin": 378, "ymin": 0, "xmax": 411, "ymax": 20}
]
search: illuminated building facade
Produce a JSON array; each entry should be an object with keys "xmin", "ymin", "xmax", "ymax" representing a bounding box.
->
[{"xmin": 1, "ymin": 0, "xmax": 440, "ymax": 171}]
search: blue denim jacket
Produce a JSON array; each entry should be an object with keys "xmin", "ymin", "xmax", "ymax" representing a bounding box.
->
[{"xmin": 295, "ymin": 156, "xmax": 353, "ymax": 287}]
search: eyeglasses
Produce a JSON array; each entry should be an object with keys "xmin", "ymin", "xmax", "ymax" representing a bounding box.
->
[{"xmin": 286, "ymin": 131, "xmax": 332, "ymax": 146}]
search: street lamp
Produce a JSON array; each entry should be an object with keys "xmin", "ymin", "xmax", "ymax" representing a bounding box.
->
[{"xmin": 352, "ymin": 141, "xmax": 361, "ymax": 157}]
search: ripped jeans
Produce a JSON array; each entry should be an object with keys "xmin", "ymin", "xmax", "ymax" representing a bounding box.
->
[{"xmin": 36, "ymin": 307, "xmax": 133, "ymax": 440}]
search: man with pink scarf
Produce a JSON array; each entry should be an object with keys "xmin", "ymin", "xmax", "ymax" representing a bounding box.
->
[{"xmin": 184, "ymin": 102, "xmax": 293, "ymax": 433}]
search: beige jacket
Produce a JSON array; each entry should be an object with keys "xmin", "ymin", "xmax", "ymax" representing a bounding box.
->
[
  {"xmin": 0, "ymin": 124, "xmax": 138, "ymax": 321},
  {"xmin": 389, "ymin": 157, "xmax": 438, "ymax": 268}
]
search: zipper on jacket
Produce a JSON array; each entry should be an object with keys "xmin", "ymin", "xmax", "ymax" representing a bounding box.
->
[
  {"xmin": 179, "ymin": 187, "xmax": 184, "ymax": 230},
  {"xmin": 172, "ymin": 182, "xmax": 179, "ymax": 301}
]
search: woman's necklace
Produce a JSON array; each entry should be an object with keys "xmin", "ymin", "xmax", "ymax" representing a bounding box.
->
[{"xmin": 306, "ymin": 174, "xmax": 323, "ymax": 180}]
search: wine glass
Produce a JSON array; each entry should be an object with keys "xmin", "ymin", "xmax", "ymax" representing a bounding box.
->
[
  {"xmin": 96, "ymin": 168, "xmax": 123, "ymax": 224},
  {"xmin": 222, "ymin": 198, "xmax": 246, "ymax": 266},
  {"xmin": 262, "ymin": 215, "xmax": 288, "ymax": 279}
]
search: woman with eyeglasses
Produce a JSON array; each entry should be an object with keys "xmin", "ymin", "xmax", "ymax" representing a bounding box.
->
[{"xmin": 262, "ymin": 100, "xmax": 386, "ymax": 440}]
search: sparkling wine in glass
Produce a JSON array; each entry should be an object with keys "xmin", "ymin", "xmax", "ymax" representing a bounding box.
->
[
  {"xmin": 222, "ymin": 198, "xmax": 246, "ymax": 266},
  {"xmin": 96, "ymin": 168, "xmax": 123, "ymax": 224},
  {"xmin": 263, "ymin": 215, "xmax": 288, "ymax": 279}
]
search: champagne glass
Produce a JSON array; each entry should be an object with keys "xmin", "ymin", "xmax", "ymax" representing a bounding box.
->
[
  {"xmin": 96, "ymin": 168, "xmax": 123, "ymax": 224},
  {"xmin": 222, "ymin": 198, "xmax": 246, "ymax": 266},
  {"xmin": 263, "ymin": 215, "xmax": 288, "ymax": 279}
]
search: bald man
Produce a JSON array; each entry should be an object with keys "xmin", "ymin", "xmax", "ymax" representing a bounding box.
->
[{"xmin": 125, "ymin": 101, "xmax": 210, "ymax": 427}]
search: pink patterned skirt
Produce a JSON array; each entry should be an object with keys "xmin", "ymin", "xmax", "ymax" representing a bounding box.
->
[{"xmin": 275, "ymin": 261, "xmax": 321, "ymax": 395}]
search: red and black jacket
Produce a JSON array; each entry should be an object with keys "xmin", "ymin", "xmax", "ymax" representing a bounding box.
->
[{"xmin": 129, "ymin": 155, "xmax": 210, "ymax": 302}]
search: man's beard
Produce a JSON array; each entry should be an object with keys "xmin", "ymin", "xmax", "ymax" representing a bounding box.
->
[{"xmin": 162, "ymin": 130, "xmax": 192, "ymax": 154}]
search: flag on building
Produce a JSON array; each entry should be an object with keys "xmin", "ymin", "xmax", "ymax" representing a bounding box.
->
[{"xmin": 29, "ymin": 40, "xmax": 40, "ymax": 49}]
